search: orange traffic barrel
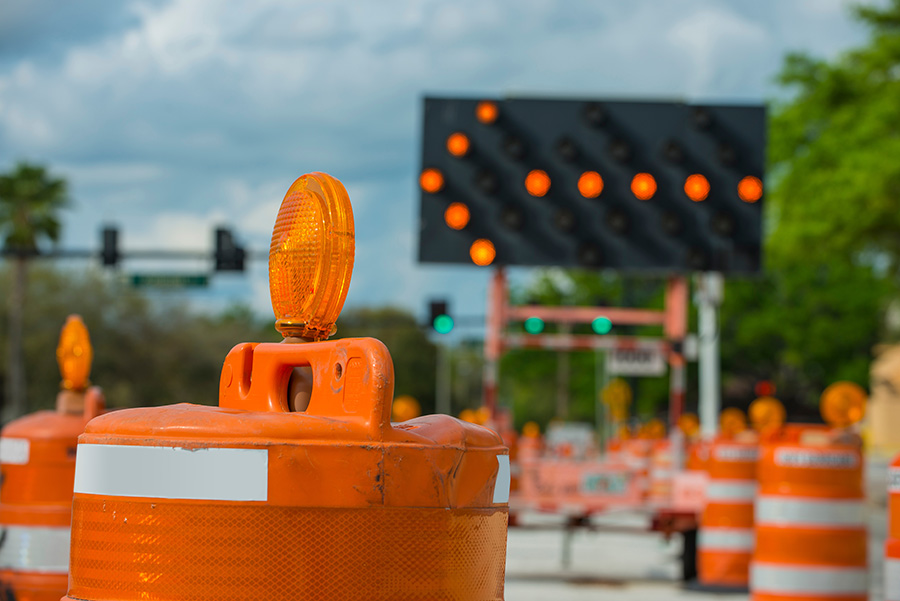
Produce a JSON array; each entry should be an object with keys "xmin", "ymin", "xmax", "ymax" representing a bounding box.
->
[
  {"xmin": 887, "ymin": 452, "xmax": 900, "ymax": 601},
  {"xmin": 752, "ymin": 434, "xmax": 866, "ymax": 601},
  {"xmin": 64, "ymin": 171, "xmax": 508, "ymax": 601},
  {"xmin": 697, "ymin": 436, "xmax": 758, "ymax": 588},
  {"xmin": 0, "ymin": 316, "xmax": 104, "ymax": 601},
  {"xmin": 621, "ymin": 438, "xmax": 653, "ymax": 498},
  {"xmin": 64, "ymin": 339, "xmax": 509, "ymax": 601},
  {"xmin": 648, "ymin": 439, "xmax": 675, "ymax": 506}
]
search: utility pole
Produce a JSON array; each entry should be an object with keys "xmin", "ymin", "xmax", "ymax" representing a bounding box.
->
[{"xmin": 696, "ymin": 272, "xmax": 724, "ymax": 438}]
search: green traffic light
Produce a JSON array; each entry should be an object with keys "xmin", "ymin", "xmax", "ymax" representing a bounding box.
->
[
  {"xmin": 433, "ymin": 314, "xmax": 454, "ymax": 334},
  {"xmin": 592, "ymin": 316, "xmax": 612, "ymax": 334},
  {"xmin": 524, "ymin": 316, "xmax": 545, "ymax": 335}
]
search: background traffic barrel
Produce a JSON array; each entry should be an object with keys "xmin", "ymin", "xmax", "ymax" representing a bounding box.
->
[
  {"xmin": 0, "ymin": 316, "xmax": 104, "ymax": 601},
  {"xmin": 65, "ymin": 338, "xmax": 510, "ymax": 601},
  {"xmin": 751, "ymin": 431, "xmax": 866, "ymax": 601},
  {"xmin": 887, "ymin": 452, "xmax": 900, "ymax": 601},
  {"xmin": 648, "ymin": 438, "xmax": 675, "ymax": 506},
  {"xmin": 697, "ymin": 436, "xmax": 758, "ymax": 589}
]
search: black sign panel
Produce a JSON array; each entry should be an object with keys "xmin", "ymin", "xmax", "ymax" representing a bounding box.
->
[{"xmin": 417, "ymin": 97, "xmax": 765, "ymax": 273}]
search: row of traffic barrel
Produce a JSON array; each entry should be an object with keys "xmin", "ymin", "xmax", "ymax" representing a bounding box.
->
[
  {"xmin": 694, "ymin": 390, "xmax": 870, "ymax": 601},
  {"xmin": 0, "ymin": 172, "xmax": 512, "ymax": 601}
]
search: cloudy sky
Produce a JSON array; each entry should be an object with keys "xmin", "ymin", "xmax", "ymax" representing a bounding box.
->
[{"xmin": 0, "ymin": 0, "xmax": 875, "ymax": 329}]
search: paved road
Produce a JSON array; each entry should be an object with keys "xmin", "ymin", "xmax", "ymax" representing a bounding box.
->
[{"xmin": 505, "ymin": 504, "xmax": 888, "ymax": 601}]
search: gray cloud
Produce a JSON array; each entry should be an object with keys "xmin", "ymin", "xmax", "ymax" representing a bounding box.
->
[{"xmin": 0, "ymin": 0, "xmax": 876, "ymax": 323}]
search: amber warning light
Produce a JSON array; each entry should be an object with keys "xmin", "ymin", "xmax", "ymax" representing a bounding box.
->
[
  {"xmin": 57, "ymin": 315, "xmax": 93, "ymax": 392},
  {"xmin": 269, "ymin": 172, "xmax": 355, "ymax": 341}
]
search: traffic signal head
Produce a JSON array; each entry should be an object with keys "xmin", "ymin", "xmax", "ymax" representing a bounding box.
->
[
  {"xmin": 215, "ymin": 227, "xmax": 246, "ymax": 272},
  {"xmin": 523, "ymin": 316, "xmax": 545, "ymax": 335},
  {"xmin": 101, "ymin": 226, "xmax": 119, "ymax": 267},
  {"xmin": 592, "ymin": 316, "xmax": 612, "ymax": 334},
  {"xmin": 418, "ymin": 97, "xmax": 765, "ymax": 273},
  {"xmin": 429, "ymin": 300, "xmax": 453, "ymax": 334}
]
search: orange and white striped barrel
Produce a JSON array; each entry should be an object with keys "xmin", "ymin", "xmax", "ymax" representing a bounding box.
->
[
  {"xmin": 648, "ymin": 439, "xmax": 675, "ymax": 506},
  {"xmin": 887, "ymin": 454, "xmax": 900, "ymax": 601},
  {"xmin": 0, "ymin": 390, "xmax": 103, "ymax": 601},
  {"xmin": 752, "ymin": 438, "xmax": 866, "ymax": 601},
  {"xmin": 64, "ymin": 338, "xmax": 509, "ymax": 601},
  {"xmin": 621, "ymin": 438, "xmax": 653, "ymax": 498},
  {"xmin": 698, "ymin": 437, "xmax": 758, "ymax": 588}
]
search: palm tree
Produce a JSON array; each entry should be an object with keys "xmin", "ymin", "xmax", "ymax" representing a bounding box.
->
[{"xmin": 0, "ymin": 163, "xmax": 69, "ymax": 420}]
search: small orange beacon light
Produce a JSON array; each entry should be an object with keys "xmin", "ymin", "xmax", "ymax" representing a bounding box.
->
[
  {"xmin": 0, "ymin": 314, "xmax": 105, "ymax": 601},
  {"xmin": 64, "ymin": 172, "xmax": 510, "ymax": 601}
]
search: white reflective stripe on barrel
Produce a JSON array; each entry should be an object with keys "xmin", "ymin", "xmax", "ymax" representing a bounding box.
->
[
  {"xmin": 756, "ymin": 495, "xmax": 865, "ymax": 527},
  {"xmin": 0, "ymin": 525, "xmax": 69, "ymax": 572},
  {"xmin": 885, "ymin": 558, "xmax": 900, "ymax": 601},
  {"xmin": 751, "ymin": 562, "xmax": 867, "ymax": 595},
  {"xmin": 74, "ymin": 443, "xmax": 268, "ymax": 501},
  {"xmin": 706, "ymin": 480, "xmax": 757, "ymax": 502},
  {"xmin": 698, "ymin": 527, "xmax": 754, "ymax": 551}
]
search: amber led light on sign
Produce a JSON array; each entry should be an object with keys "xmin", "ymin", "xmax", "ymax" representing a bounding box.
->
[
  {"xmin": 419, "ymin": 168, "xmax": 444, "ymax": 194},
  {"xmin": 57, "ymin": 314, "xmax": 92, "ymax": 391},
  {"xmin": 475, "ymin": 101, "xmax": 498, "ymax": 124},
  {"xmin": 269, "ymin": 172, "xmax": 355, "ymax": 341},
  {"xmin": 578, "ymin": 171, "xmax": 604, "ymax": 198},
  {"xmin": 444, "ymin": 202, "xmax": 470, "ymax": 230},
  {"xmin": 470, "ymin": 239, "xmax": 496, "ymax": 266},
  {"xmin": 446, "ymin": 133, "xmax": 470, "ymax": 157},
  {"xmin": 631, "ymin": 173, "xmax": 657, "ymax": 200},
  {"xmin": 525, "ymin": 169, "xmax": 551, "ymax": 197},
  {"xmin": 738, "ymin": 175, "xmax": 763, "ymax": 203},
  {"xmin": 684, "ymin": 174, "xmax": 710, "ymax": 202}
]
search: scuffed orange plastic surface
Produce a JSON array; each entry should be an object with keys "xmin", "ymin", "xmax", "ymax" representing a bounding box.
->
[{"xmin": 68, "ymin": 500, "xmax": 507, "ymax": 601}]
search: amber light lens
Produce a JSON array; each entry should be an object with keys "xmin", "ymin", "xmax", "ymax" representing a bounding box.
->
[
  {"xmin": 631, "ymin": 173, "xmax": 657, "ymax": 200},
  {"xmin": 470, "ymin": 239, "xmax": 496, "ymax": 266},
  {"xmin": 420, "ymin": 168, "xmax": 444, "ymax": 194},
  {"xmin": 738, "ymin": 175, "xmax": 763, "ymax": 202},
  {"xmin": 720, "ymin": 407, "xmax": 747, "ymax": 437},
  {"xmin": 749, "ymin": 397, "xmax": 786, "ymax": 433},
  {"xmin": 269, "ymin": 172, "xmax": 355, "ymax": 340},
  {"xmin": 820, "ymin": 382, "xmax": 867, "ymax": 428},
  {"xmin": 475, "ymin": 101, "xmax": 499, "ymax": 124},
  {"xmin": 446, "ymin": 133, "xmax": 470, "ymax": 157},
  {"xmin": 684, "ymin": 174, "xmax": 710, "ymax": 202},
  {"xmin": 57, "ymin": 314, "xmax": 92, "ymax": 391},
  {"xmin": 678, "ymin": 413, "xmax": 700, "ymax": 438},
  {"xmin": 578, "ymin": 171, "xmax": 604, "ymax": 198},
  {"xmin": 444, "ymin": 202, "xmax": 470, "ymax": 230},
  {"xmin": 525, "ymin": 169, "xmax": 551, "ymax": 197}
]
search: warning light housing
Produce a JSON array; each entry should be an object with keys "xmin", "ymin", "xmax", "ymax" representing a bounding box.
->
[
  {"xmin": 720, "ymin": 407, "xmax": 748, "ymax": 438},
  {"xmin": 269, "ymin": 172, "xmax": 355, "ymax": 341},
  {"xmin": 57, "ymin": 315, "xmax": 93, "ymax": 392},
  {"xmin": 678, "ymin": 413, "xmax": 700, "ymax": 438},
  {"xmin": 820, "ymin": 381, "xmax": 867, "ymax": 428},
  {"xmin": 749, "ymin": 396, "xmax": 786, "ymax": 434}
]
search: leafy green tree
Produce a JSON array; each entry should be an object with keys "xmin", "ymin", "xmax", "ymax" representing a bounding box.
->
[
  {"xmin": 0, "ymin": 163, "xmax": 69, "ymax": 419},
  {"xmin": 769, "ymin": 0, "xmax": 900, "ymax": 269}
]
